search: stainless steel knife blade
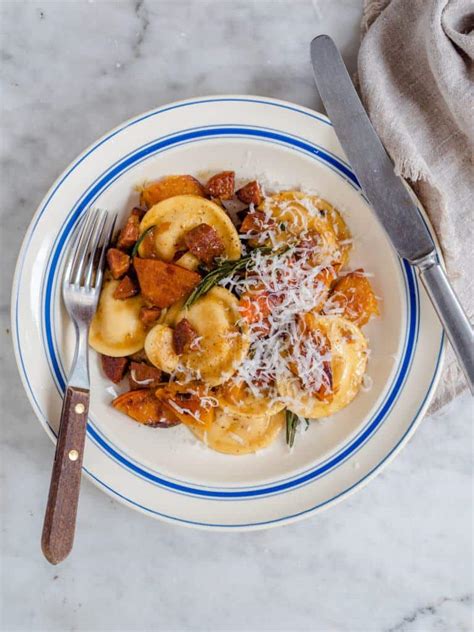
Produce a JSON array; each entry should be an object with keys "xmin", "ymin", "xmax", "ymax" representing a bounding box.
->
[
  {"xmin": 310, "ymin": 34, "xmax": 434, "ymax": 263},
  {"xmin": 310, "ymin": 34, "xmax": 474, "ymax": 394}
]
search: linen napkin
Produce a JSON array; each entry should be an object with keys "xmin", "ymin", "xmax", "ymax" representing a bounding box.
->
[{"xmin": 357, "ymin": 0, "xmax": 474, "ymax": 410}]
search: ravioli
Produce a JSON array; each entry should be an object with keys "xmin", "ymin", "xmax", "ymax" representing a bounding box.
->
[
  {"xmin": 91, "ymin": 177, "xmax": 378, "ymax": 454},
  {"xmin": 139, "ymin": 195, "xmax": 241, "ymax": 262},
  {"xmin": 217, "ymin": 380, "xmax": 285, "ymax": 418},
  {"xmin": 277, "ymin": 314, "xmax": 368, "ymax": 418},
  {"xmin": 145, "ymin": 287, "xmax": 249, "ymax": 387},
  {"xmin": 189, "ymin": 408, "xmax": 285, "ymax": 455},
  {"xmin": 89, "ymin": 280, "xmax": 147, "ymax": 357},
  {"xmin": 262, "ymin": 190, "xmax": 350, "ymax": 267},
  {"xmin": 144, "ymin": 324, "xmax": 180, "ymax": 374}
]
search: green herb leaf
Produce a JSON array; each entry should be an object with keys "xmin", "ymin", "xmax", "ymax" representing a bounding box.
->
[
  {"xmin": 285, "ymin": 410, "xmax": 309, "ymax": 448},
  {"xmin": 183, "ymin": 246, "xmax": 273, "ymax": 308},
  {"xmin": 131, "ymin": 225, "xmax": 155, "ymax": 258},
  {"xmin": 285, "ymin": 410, "xmax": 299, "ymax": 448}
]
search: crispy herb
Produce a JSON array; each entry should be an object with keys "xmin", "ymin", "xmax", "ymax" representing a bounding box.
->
[
  {"xmin": 131, "ymin": 225, "xmax": 155, "ymax": 258},
  {"xmin": 286, "ymin": 410, "xmax": 309, "ymax": 448},
  {"xmin": 183, "ymin": 246, "xmax": 273, "ymax": 308},
  {"xmin": 286, "ymin": 410, "xmax": 299, "ymax": 448}
]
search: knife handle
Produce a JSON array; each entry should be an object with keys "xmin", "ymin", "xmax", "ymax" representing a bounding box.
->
[
  {"xmin": 41, "ymin": 386, "xmax": 89, "ymax": 565},
  {"xmin": 418, "ymin": 256, "xmax": 474, "ymax": 393}
]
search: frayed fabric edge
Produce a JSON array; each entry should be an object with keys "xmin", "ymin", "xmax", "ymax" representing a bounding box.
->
[
  {"xmin": 361, "ymin": 0, "xmax": 392, "ymax": 33},
  {"xmin": 394, "ymin": 155, "xmax": 427, "ymax": 183}
]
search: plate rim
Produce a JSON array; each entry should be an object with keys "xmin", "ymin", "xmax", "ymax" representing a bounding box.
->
[
  {"xmin": 11, "ymin": 94, "xmax": 446, "ymax": 530},
  {"xmin": 43, "ymin": 126, "xmax": 417, "ymax": 497}
]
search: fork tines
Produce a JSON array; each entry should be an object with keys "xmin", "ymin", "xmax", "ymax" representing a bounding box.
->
[{"xmin": 64, "ymin": 208, "xmax": 117, "ymax": 291}]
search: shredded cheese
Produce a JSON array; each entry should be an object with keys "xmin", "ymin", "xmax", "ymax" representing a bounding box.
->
[
  {"xmin": 220, "ymin": 217, "xmax": 342, "ymax": 408},
  {"xmin": 163, "ymin": 191, "xmax": 373, "ymax": 421}
]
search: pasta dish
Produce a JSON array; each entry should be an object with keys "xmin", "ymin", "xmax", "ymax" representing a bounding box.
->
[{"xmin": 89, "ymin": 171, "xmax": 379, "ymax": 454}]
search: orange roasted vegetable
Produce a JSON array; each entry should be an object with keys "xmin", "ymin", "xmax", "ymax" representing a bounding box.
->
[
  {"xmin": 128, "ymin": 362, "xmax": 162, "ymax": 390},
  {"xmin": 133, "ymin": 257, "xmax": 201, "ymax": 308},
  {"xmin": 155, "ymin": 383, "xmax": 216, "ymax": 432},
  {"xmin": 140, "ymin": 175, "xmax": 205, "ymax": 208},
  {"xmin": 239, "ymin": 288, "xmax": 273, "ymax": 335},
  {"xmin": 137, "ymin": 226, "xmax": 158, "ymax": 258},
  {"xmin": 106, "ymin": 248, "xmax": 130, "ymax": 279},
  {"xmin": 139, "ymin": 306, "xmax": 162, "ymax": 327},
  {"xmin": 184, "ymin": 223, "xmax": 225, "ymax": 265},
  {"xmin": 172, "ymin": 318, "xmax": 198, "ymax": 355},
  {"xmin": 112, "ymin": 275, "xmax": 139, "ymax": 300},
  {"xmin": 101, "ymin": 355, "xmax": 129, "ymax": 384},
  {"xmin": 116, "ymin": 211, "xmax": 141, "ymax": 250},
  {"xmin": 236, "ymin": 180, "xmax": 263, "ymax": 206},
  {"xmin": 112, "ymin": 389, "xmax": 180, "ymax": 427},
  {"xmin": 239, "ymin": 210, "xmax": 274, "ymax": 235},
  {"xmin": 205, "ymin": 171, "xmax": 235, "ymax": 200},
  {"xmin": 325, "ymin": 269, "xmax": 379, "ymax": 327}
]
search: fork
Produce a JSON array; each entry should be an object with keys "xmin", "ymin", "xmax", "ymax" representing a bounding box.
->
[{"xmin": 41, "ymin": 207, "xmax": 117, "ymax": 565}]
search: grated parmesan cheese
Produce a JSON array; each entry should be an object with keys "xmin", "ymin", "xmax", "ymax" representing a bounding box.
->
[{"xmin": 156, "ymin": 191, "xmax": 374, "ymax": 423}]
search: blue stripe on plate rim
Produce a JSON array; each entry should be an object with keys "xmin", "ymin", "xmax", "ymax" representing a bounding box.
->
[
  {"xmin": 11, "ymin": 96, "xmax": 444, "ymax": 525},
  {"xmin": 86, "ymin": 341, "xmax": 443, "ymax": 529},
  {"xmin": 11, "ymin": 97, "xmax": 337, "ymax": 278},
  {"xmin": 44, "ymin": 127, "xmax": 415, "ymax": 495},
  {"xmin": 13, "ymin": 342, "xmax": 443, "ymax": 528},
  {"xmin": 39, "ymin": 124, "xmax": 418, "ymax": 498}
]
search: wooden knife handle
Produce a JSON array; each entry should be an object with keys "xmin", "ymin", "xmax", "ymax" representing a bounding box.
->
[{"xmin": 41, "ymin": 386, "xmax": 89, "ymax": 565}]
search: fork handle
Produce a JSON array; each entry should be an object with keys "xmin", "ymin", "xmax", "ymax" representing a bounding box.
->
[{"xmin": 41, "ymin": 386, "xmax": 89, "ymax": 565}]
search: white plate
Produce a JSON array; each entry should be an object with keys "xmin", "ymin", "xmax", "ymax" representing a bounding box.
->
[{"xmin": 12, "ymin": 96, "xmax": 444, "ymax": 530}]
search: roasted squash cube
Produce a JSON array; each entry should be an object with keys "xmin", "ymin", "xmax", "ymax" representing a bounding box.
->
[
  {"xmin": 140, "ymin": 175, "xmax": 204, "ymax": 208},
  {"xmin": 133, "ymin": 257, "xmax": 201, "ymax": 308}
]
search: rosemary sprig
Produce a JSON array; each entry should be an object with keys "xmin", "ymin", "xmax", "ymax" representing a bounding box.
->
[
  {"xmin": 183, "ymin": 246, "xmax": 273, "ymax": 308},
  {"xmin": 131, "ymin": 225, "xmax": 155, "ymax": 258},
  {"xmin": 286, "ymin": 410, "xmax": 299, "ymax": 448},
  {"xmin": 286, "ymin": 410, "xmax": 309, "ymax": 448}
]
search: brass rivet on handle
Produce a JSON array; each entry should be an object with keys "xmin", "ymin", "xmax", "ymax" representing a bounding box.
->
[
  {"xmin": 68, "ymin": 449, "xmax": 79, "ymax": 461},
  {"xmin": 74, "ymin": 403, "xmax": 85, "ymax": 414}
]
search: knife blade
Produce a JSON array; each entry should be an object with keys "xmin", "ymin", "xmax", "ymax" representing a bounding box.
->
[
  {"xmin": 311, "ymin": 35, "xmax": 433, "ymax": 263},
  {"xmin": 310, "ymin": 34, "xmax": 473, "ymax": 393}
]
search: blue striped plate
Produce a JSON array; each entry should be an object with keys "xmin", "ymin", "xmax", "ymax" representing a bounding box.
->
[{"xmin": 11, "ymin": 96, "xmax": 444, "ymax": 529}]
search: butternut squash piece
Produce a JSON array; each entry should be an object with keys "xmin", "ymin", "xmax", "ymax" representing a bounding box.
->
[
  {"xmin": 140, "ymin": 175, "xmax": 205, "ymax": 207},
  {"xmin": 134, "ymin": 257, "xmax": 201, "ymax": 308},
  {"xmin": 112, "ymin": 389, "xmax": 180, "ymax": 427}
]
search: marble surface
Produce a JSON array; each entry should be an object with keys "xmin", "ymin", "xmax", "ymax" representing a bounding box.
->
[{"xmin": 1, "ymin": 1, "xmax": 472, "ymax": 630}]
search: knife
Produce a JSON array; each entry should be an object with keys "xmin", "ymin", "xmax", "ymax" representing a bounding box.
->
[{"xmin": 310, "ymin": 35, "xmax": 473, "ymax": 394}]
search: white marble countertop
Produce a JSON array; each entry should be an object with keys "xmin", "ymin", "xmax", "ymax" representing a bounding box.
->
[{"xmin": 1, "ymin": 1, "xmax": 472, "ymax": 630}]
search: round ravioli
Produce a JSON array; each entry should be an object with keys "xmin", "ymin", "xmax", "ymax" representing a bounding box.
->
[
  {"xmin": 315, "ymin": 197, "xmax": 352, "ymax": 269},
  {"xmin": 144, "ymin": 324, "xmax": 180, "ymax": 374},
  {"xmin": 145, "ymin": 287, "xmax": 249, "ymax": 387},
  {"xmin": 277, "ymin": 315, "xmax": 368, "ymax": 418},
  {"xmin": 89, "ymin": 280, "xmax": 147, "ymax": 357},
  {"xmin": 139, "ymin": 195, "xmax": 241, "ymax": 261},
  {"xmin": 189, "ymin": 408, "xmax": 285, "ymax": 455},
  {"xmin": 217, "ymin": 380, "xmax": 285, "ymax": 417},
  {"xmin": 262, "ymin": 191, "xmax": 350, "ymax": 266}
]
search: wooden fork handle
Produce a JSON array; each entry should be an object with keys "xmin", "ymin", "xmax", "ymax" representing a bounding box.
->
[{"xmin": 41, "ymin": 386, "xmax": 89, "ymax": 565}]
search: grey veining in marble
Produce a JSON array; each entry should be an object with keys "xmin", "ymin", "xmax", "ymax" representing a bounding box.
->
[{"xmin": 0, "ymin": 1, "xmax": 472, "ymax": 631}]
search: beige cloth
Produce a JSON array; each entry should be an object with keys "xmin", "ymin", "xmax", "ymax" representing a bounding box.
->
[{"xmin": 358, "ymin": 0, "xmax": 474, "ymax": 410}]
